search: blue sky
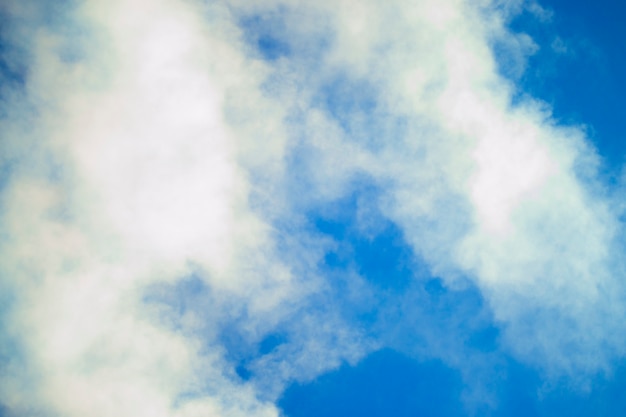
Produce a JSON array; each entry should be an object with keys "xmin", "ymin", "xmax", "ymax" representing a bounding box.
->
[{"xmin": 1, "ymin": 0, "xmax": 626, "ymax": 416}]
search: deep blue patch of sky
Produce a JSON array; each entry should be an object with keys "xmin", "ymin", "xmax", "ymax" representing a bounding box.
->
[
  {"xmin": 280, "ymin": 348, "xmax": 626, "ymax": 417},
  {"xmin": 496, "ymin": 358, "xmax": 626, "ymax": 417},
  {"xmin": 279, "ymin": 349, "xmax": 466, "ymax": 417}
]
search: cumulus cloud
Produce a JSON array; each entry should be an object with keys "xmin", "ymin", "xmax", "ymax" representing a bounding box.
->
[
  {"xmin": 1, "ymin": 0, "xmax": 625, "ymax": 415},
  {"xmin": 0, "ymin": 0, "xmax": 347, "ymax": 415}
]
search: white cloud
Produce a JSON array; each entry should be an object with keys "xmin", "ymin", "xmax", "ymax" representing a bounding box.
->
[
  {"xmin": 0, "ymin": 0, "xmax": 338, "ymax": 415},
  {"xmin": 1, "ymin": 0, "xmax": 625, "ymax": 415},
  {"xmin": 244, "ymin": 0, "xmax": 626, "ymax": 377}
]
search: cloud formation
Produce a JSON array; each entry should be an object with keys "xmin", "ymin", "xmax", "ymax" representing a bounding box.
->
[{"xmin": 1, "ymin": 0, "xmax": 625, "ymax": 415}]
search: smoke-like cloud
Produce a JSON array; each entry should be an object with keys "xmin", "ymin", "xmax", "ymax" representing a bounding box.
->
[{"xmin": 1, "ymin": 0, "xmax": 625, "ymax": 415}]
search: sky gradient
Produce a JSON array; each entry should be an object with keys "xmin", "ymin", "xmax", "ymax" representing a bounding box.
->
[{"xmin": 1, "ymin": 0, "xmax": 626, "ymax": 416}]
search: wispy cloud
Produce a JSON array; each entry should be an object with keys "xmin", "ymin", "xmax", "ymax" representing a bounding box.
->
[{"xmin": 1, "ymin": 0, "xmax": 625, "ymax": 415}]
